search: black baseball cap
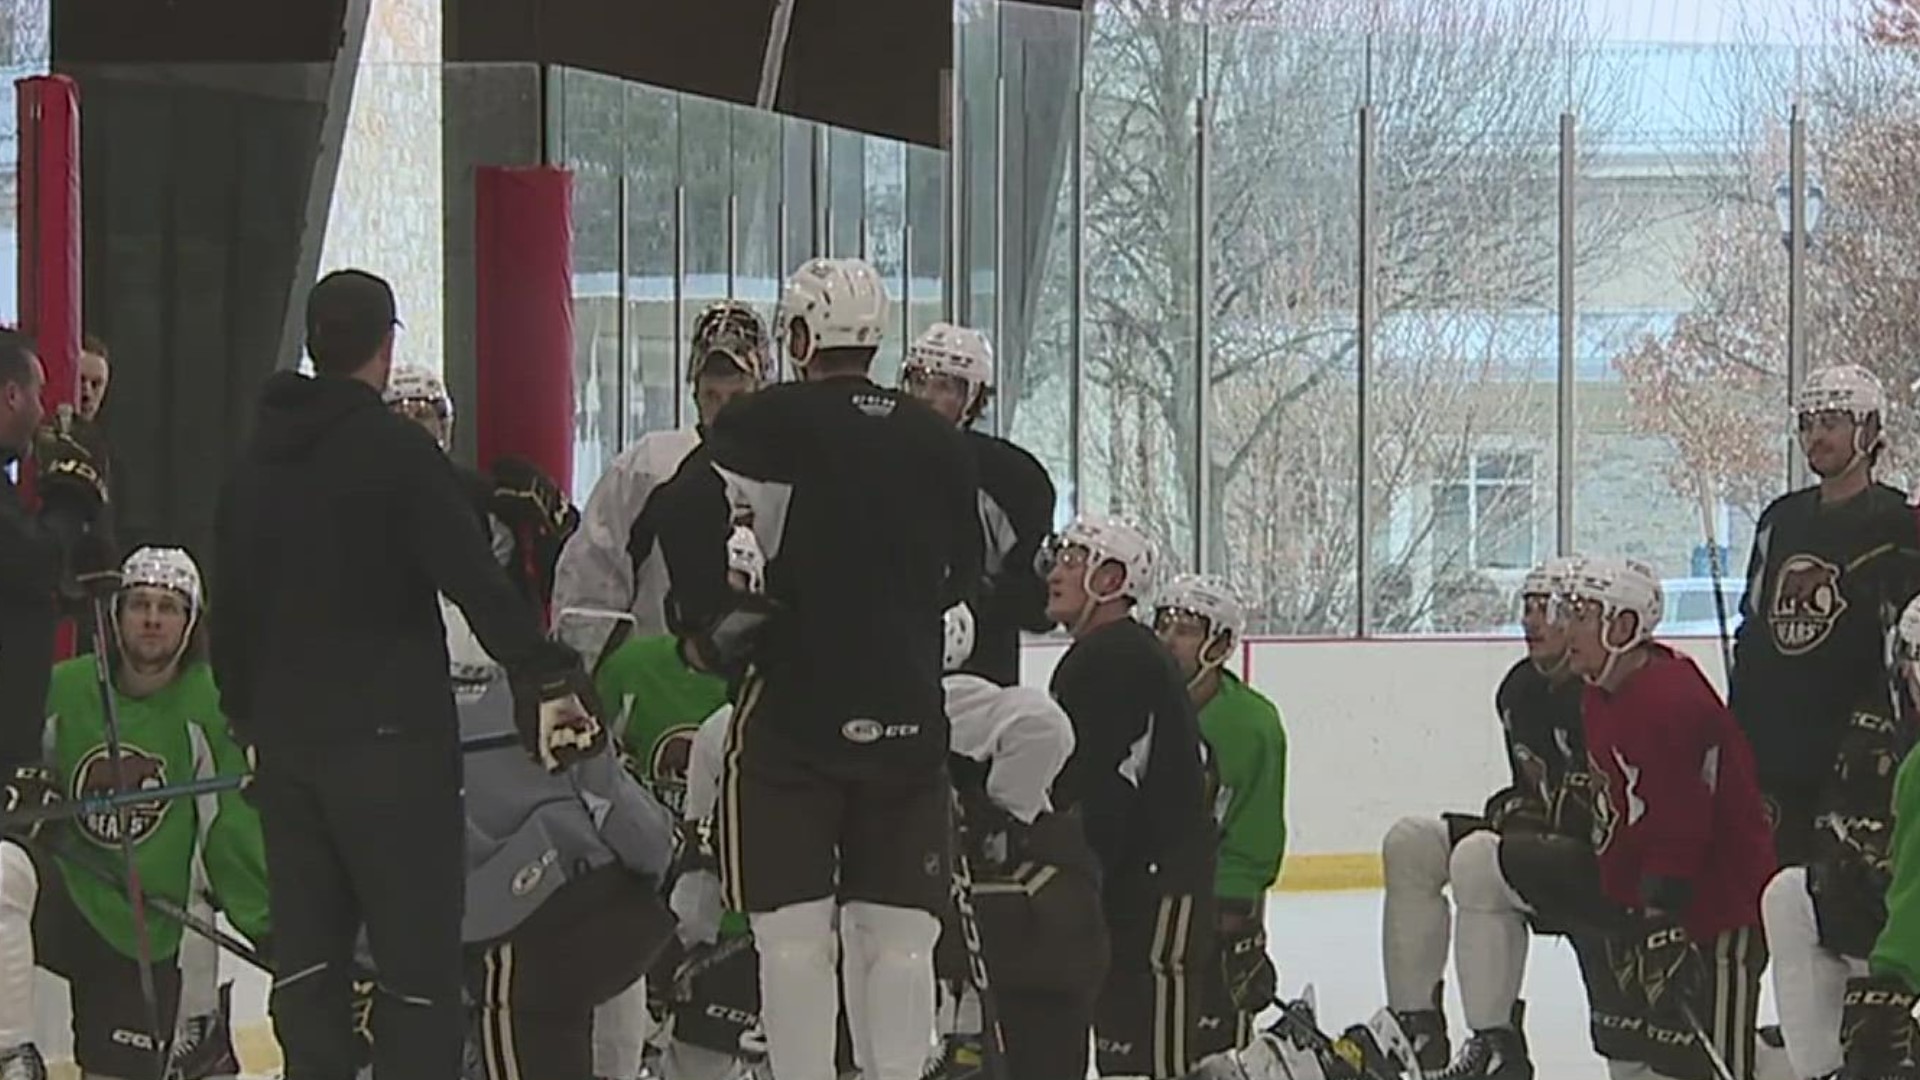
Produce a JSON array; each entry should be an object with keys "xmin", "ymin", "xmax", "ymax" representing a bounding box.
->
[{"xmin": 305, "ymin": 269, "xmax": 400, "ymax": 373}]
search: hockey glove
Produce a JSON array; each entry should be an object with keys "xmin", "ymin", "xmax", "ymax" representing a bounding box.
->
[
  {"xmin": 0, "ymin": 765, "xmax": 59, "ymax": 842},
  {"xmin": 1217, "ymin": 900, "xmax": 1279, "ymax": 1014},
  {"xmin": 33, "ymin": 409, "xmax": 109, "ymax": 517},
  {"xmin": 508, "ymin": 643, "xmax": 608, "ymax": 773},
  {"xmin": 1630, "ymin": 916, "xmax": 1707, "ymax": 1020},
  {"xmin": 1841, "ymin": 975, "xmax": 1920, "ymax": 1079},
  {"xmin": 487, "ymin": 456, "xmax": 573, "ymax": 537},
  {"xmin": 679, "ymin": 594, "xmax": 783, "ymax": 680},
  {"xmin": 1484, "ymin": 787, "xmax": 1551, "ymax": 836},
  {"xmin": 1810, "ymin": 818, "xmax": 1896, "ymax": 959}
]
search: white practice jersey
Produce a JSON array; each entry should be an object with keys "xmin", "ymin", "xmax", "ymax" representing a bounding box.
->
[
  {"xmin": 551, "ymin": 426, "xmax": 701, "ymax": 638},
  {"xmin": 686, "ymin": 673, "xmax": 1074, "ymax": 827}
]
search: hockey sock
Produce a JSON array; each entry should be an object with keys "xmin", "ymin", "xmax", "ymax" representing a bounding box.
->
[
  {"xmin": 590, "ymin": 975, "xmax": 652, "ymax": 1080},
  {"xmin": 840, "ymin": 901, "xmax": 940, "ymax": 1080},
  {"xmin": 1449, "ymin": 832, "xmax": 1531, "ymax": 1032},
  {"xmin": 0, "ymin": 842, "xmax": 35, "ymax": 1050},
  {"xmin": 1762, "ymin": 867, "xmax": 1864, "ymax": 1080},
  {"xmin": 174, "ymin": 884, "xmax": 220, "ymax": 1023},
  {"xmin": 1382, "ymin": 816, "xmax": 1454, "ymax": 1012},
  {"xmin": 751, "ymin": 898, "xmax": 840, "ymax": 1080}
]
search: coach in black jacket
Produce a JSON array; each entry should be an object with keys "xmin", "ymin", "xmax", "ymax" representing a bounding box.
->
[{"xmin": 213, "ymin": 270, "xmax": 593, "ymax": 1080}]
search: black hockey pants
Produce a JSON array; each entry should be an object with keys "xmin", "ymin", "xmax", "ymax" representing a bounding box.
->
[{"xmin": 255, "ymin": 732, "xmax": 467, "ymax": 1080}]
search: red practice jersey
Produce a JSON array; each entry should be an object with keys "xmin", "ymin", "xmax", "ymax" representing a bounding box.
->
[{"xmin": 1583, "ymin": 645, "xmax": 1776, "ymax": 940}]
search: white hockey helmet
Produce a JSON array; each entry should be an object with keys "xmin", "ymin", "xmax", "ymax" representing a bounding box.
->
[
  {"xmin": 384, "ymin": 362, "xmax": 452, "ymax": 418},
  {"xmin": 776, "ymin": 258, "xmax": 890, "ymax": 369},
  {"xmin": 120, "ymin": 546, "xmax": 203, "ymax": 617},
  {"xmin": 942, "ymin": 603, "xmax": 977, "ymax": 672},
  {"xmin": 1797, "ymin": 363, "xmax": 1886, "ymax": 423},
  {"xmin": 1555, "ymin": 555, "xmax": 1664, "ymax": 654},
  {"xmin": 904, "ymin": 322, "xmax": 995, "ymax": 418},
  {"xmin": 1519, "ymin": 555, "xmax": 1581, "ymax": 602},
  {"xmin": 727, "ymin": 525, "xmax": 766, "ymax": 594},
  {"xmin": 1047, "ymin": 514, "xmax": 1161, "ymax": 605},
  {"xmin": 689, "ymin": 300, "xmax": 774, "ymax": 384},
  {"xmin": 1153, "ymin": 573, "xmax": 1248, "ymax": 647}
]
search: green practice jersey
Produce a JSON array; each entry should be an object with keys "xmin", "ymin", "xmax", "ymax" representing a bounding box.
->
[
  {"xmin": 44, "ymin": 659, "xmax": 270, "ymax": 962},
  {"xmin": 595, "ymin": 634, "xmax": 729, "ymax": 816},
  {"xmin": 1199, "ymin": 671, "xmax": 1289, "ymax": 901},
  {"xmin": 1875, "ymin": 743, "xmax": 1920, "ymax": 988}
]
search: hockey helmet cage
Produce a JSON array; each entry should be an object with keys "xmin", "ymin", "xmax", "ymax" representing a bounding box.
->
[
  {"xmin": 384, "ymin": 363, "xmax": 452, "ymax": 419},
  {"xmin": 1796, "ymin": 364, "xmax": 1886, "ymax": 424},
  {"xmin": 776, "ymin": 258, "xmax": 890, "ymax": 369},
  {"xmin": 1153, "ymin": 573, "xmax": 1248, "ymax": 648},
  {"xmin": 1519, "ymin": 555, "xmax": 1581, "ymax": 602},
  {"xmin": 1556, "ymin": 555, "xmax": 1663, "ymax": 647},
  {"xmin": 120, "ymin": 546, "xmax": 204, "ymax": 616},
  {"xmin": 727, "ymin": 525, "xmax": 767, "ymax": 594},
  {"xmin": 904, "ymin": 322, "xmax": 996, "ymax": 415},
  {"xmin": 1050, "ymin": 514, "xmax": 1161, "ymax": 605},
  {"xmin": 689, "ymin": 300, "xmax": 774, "ymax": 384},
  {"xmin": 942, "ymin": 603, "xmax": 977, "ymax": 672}
]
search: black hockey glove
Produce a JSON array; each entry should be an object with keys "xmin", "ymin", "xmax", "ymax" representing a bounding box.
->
[
  {"xmin": 33, "ymin": 410, "xmax": 109, "ymax": 518},
  {"xmin": 679, "ymin": 594, "xmax": 783, "ymax": 681},
  {"xmin": 1629, "ymin": 915, "xmax": 1707, "ymax": 1020},
  {"xmin": 507, "ymin": 641, "xmax": 608, "ymax": 773},
  {"xmin": 488, "ymin": 456, "xmax": 579, "ymax": 608},
  {"xmin": 1484, "ymin": 787, "xmax": 1551, "ymax": 836},
  {"xmin": 1841, "ymin": 975, "xmax": 1920, "ymax": 1080},
  {"xmin": 1811, "ymin": 813, "xmax": 1897, "ymax": 959},
  {"xmin": 1217, "ymin": 899, "xmax": 1279, "ymax": 1014},
  {"xmin": 0, "ymin": 765, "xmax": 59, "ymax": 842}
]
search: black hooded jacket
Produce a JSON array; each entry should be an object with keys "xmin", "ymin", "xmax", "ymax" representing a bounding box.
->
[{"xmin": 212, "ymin": 372, "xmax": 551, "ymax": 749}]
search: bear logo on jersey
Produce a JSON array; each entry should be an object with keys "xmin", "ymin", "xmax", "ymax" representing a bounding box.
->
[
  {"xmin": 649, "ymin": 726, "xmax": 698, "ymax": 815},
  {"xmin": 71, "ymin": 746, "xmax": 168, "ymax": 847},
  {"xmin": 1770, "ymin": 553, "xmax": 1848, "ymax": 655}
]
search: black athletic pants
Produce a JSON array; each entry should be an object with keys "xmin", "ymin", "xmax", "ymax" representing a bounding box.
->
[
  {"xmin": 255, "ymin": 732, "xmax": 466, "ymax": 1080},
  {"xmin": 1002, "ymin": 988, "xmax": 1095, "ymax": 1080}
]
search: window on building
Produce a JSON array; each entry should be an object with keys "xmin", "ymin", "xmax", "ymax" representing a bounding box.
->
[{"xmin": 1434, "ymin": 451, "xmax": 1536, "ymax": 571}]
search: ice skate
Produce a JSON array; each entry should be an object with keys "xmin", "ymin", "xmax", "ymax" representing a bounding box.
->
[
  {"xmin": 0, "ymin": 1044, "xmax": 44, "ymax": 1080},
  {"xmin": 919, "ymin": 1033, "xmax": 987, "ymax": 1080},
  {"xmin": 167, "ymin": 980, "xmax": 242, "ymax": 1080},
  {"xmin": 1427, "ymin": 1028, "xmax": 1530, "ymax": 1080},
  {"xmin": 1388, "ymin": 984, "xmax": 1450, "ymax": 1072}
]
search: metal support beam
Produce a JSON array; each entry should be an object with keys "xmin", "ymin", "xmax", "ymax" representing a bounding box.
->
[
  {"xmin": 1356, "ymin": 97, "xmax": 1376, "ymax": 637},
  {"xmin": 1557, "ymin": 111, "xmax": 1576, "ymax": 556},
  {"xmin": 1787, "ymin": 104, "xmax": 1809, "ymax": 491}
]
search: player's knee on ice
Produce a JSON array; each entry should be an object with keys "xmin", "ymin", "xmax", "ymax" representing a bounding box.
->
[
  {"xmin": 1449, "ymin": 832, "xmax": 1527, "ymax": 914},
  {"xmin": 1383, "ymin": 816, "xmax": 1451, "ymax": 893}
]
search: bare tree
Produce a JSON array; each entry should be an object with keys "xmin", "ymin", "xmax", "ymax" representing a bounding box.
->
[{"xmin": 1071, "ymin": 0, "xmax": 1632, "ymax": 632}]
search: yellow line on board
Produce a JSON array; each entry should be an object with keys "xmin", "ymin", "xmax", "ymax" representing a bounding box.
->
[{"xmin": 1274, "ymin": 852, "xmax": 1385, "ymax": 892}]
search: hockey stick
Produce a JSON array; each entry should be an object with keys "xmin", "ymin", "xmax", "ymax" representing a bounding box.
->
[
  {"xmin": 948, "ymin": 844, "xmax": 1012, "ymax": 1080},
  {"xmin": 0, "ymin": 773, "xmax": 242, "ymax": 832},
  {"xmin": 52, "ymin": 835, "xmax": 272, "ymax": 973},
  {"xmin": 1677, "ymin": 999, "xmax": 1739, "ymax": 1080},
  {"xmin": 88, "ymin": 591, "xmax": 170, "ymax": 1079}
]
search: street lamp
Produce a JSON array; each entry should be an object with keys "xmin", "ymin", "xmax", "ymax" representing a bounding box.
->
[{"xmin": 1774, "ymin": 171, "xmax": 1828, "ymax": 249}]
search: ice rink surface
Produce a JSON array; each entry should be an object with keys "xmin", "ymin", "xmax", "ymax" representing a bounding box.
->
[{"xmin": 36, "ymin": 886, "xmax": 1787, "ymax": 1079}]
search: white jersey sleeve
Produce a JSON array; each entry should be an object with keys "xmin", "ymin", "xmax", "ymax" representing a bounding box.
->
[
  {"xmin": 550, "ymin": 427, "xmax": 701, "ymax": 637},
  {"xmin": 684, "ymin": 703, "xmax": 735, "ymax": 823},
  {"xmin": 943, "ymin": 674, "xmax": 1075, "ymax": 824}
]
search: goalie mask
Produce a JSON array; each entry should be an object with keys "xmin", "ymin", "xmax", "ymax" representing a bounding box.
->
[
  {"xmin": 776, "ymin": 258, "xmax": 889, "ymax": 371},
  {"xmin": 942, "ymin": 603, "xmax": 977, "ymax": 673},
  {"xmin": 1553, "ymin": 555, "xmax": 1663, "ymax": 686},
  {"xmin": 1153, "ymin": 573, "xmax": 1247, "ymax": 681},
  {"xmin": 689, "ymin": 300, "xmax": 775, "ymax": 385},
  {"xmin": 727, "ymin": 525, "xmax": 766, "ymax": 594},
  {"xmin": 1796, "ymin": 363, "xmax": 1886, "ymax": 475},
  {"xmin": 117, "ymin": 546, "xmax": 204, "ymax": 671},
  {"xmin": 384, "ymin": 362, "xmax": 454, "ymax": 451},
  {"xmin": 903, "ymin": 322, "xmax": 995, "ymax": 425}
]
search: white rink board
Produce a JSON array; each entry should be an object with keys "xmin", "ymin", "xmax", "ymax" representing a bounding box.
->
[{"xmin": 1020, "ymin": 632, "xmax": 1731, "ymax": 857}]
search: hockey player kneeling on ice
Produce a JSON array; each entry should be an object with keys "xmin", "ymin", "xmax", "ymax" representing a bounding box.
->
[
  {"xmin": 1375, "ymin": 556, "xmax": 1590, "ymax": 1080},
  {"xmin": 1823, "ymin": 592, "xmax": 1920, "ymax": 1080},
  {"xmin": 1043, "ymin": 515, "xmax": 1219, "ymax": 1080},
  {"xmin": 1150, "ymin": 574, "xmax": 1288, "ymax": 1061},
  {"xmin": 1554, "ymin": 557, "xmax": 1775, "ymax": 1080},
  {"xmin": 448, "ymin": 600, "xmax": 679, "ymax": 1080},
  {"xmin": 0, "ymin": 547, "xmax": 269, "ymax": 1080},
  {"xmin": 1760, "ymin": 595, "xmax": 1915, "ymax": 1080}
]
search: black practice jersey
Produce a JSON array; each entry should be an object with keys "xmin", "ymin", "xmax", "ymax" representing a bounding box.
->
[
  {"xmin": 1489, "ymin": 659, "xmax": 1591, "ymax": 839},
  {"xmin": 1049, "ymin": 618, "xmax": 1217, "ymax": 895},
  {"xmin": 964, "ymin": 430, "xmax": 1056, "ymax": 686},
  {"xmin": 659, "ymin": 375, "xmax": 981, "ymax": 773},
  {"xmin": 1730, "ymin": 483, "xmax": 1920, "ymax": 789},
  {"xmin": 0, "ymin": 466, "xmax": 73, "ymax": 770}
]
